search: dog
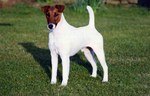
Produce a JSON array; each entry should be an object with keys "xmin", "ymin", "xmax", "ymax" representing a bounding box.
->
[{"xmin": 41, "ymin": 5, "xmax": 108, "ymax": 86}]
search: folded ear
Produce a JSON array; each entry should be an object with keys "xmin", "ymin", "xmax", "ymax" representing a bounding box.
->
[
  {"xmin": 41, "ymin": 5, "xmax": 50, "ymax": 13},
  {"xmin": 55, "ymin": 5, "xmax": 65, "ymax": 13}
]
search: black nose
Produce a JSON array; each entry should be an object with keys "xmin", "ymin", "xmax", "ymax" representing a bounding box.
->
[{"xmin": 48, "ymin": 24, "xmax": 53, "ymax": 29}]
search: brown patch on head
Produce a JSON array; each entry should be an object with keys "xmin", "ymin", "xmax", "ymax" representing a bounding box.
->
[{"xmin": 41, "ymin": 5, "xmax": 65, "ymax": 25}]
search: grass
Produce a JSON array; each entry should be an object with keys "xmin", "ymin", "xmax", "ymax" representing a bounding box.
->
[{"xmin": 0, "ymin": 4, "xmax": 150, "ymax": 96}]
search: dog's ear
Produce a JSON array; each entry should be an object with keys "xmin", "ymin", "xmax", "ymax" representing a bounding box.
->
[
  {"xmin": 55, "ymin": 5, "xmax": 65, "ymax": 13},
  {"xmin": 41, "ymin": 5, "xmax": 50, "ymax": 13}
]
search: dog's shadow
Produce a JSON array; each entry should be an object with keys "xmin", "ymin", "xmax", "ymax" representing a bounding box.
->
[
  {"xmin": 19, "ymin": 42, "xmax": 102, "ymax": 82},
  {"xmin": 19, "ymin": 42, "xmax": 57, "ymax": 81}
]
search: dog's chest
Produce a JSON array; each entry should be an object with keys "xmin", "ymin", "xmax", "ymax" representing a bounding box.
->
[
  {"xmin": 48, "ymin": 32, "xmax": 84, "ymax": 56},
  {"xmin": 49, "ymin": 33, "xmax": 59, "ymax": 53},
  {"xmin": 49, "ymin": 33, "xmax": 68, "ymax": 53}
]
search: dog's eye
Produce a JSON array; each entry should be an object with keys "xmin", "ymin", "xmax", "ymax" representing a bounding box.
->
[
  {"xmin": 54, "ymin": 13, "xmax": 59, "ymax": 17},
  {"xmin": 46, "ymin": 12, "xmax": 50, "ymax": 17}
]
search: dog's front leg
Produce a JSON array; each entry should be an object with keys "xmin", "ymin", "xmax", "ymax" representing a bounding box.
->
[
  {"xmin": 60, "ymin": 55, "xmax": 70, "ymax": 86},
  {"xmin": 51, "ymin": 51, "xmax": 58, "ymax": 84}
]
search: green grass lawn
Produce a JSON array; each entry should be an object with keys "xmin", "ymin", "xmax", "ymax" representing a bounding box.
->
[{"xmin": 0, "ymin": 4, "xmax": 150, "ymax": 96}]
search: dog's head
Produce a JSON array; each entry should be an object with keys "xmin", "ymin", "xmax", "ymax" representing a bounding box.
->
[{"xmin": 41, "ymin": 5, "xmax": 65, "ymax": 31}]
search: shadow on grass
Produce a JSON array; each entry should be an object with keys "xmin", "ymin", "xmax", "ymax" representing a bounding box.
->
[
  {"xmin": 71, "ymin": 54, "xmax": 103, "ymax": 78},
  {"xmin": 19, "ymin": 42, "xmax": 61, "ymax": 82},
  {"xmin": 19, "ymin": 42, "xmax": 102, "ymax": 82},
  {"xmin": 0, "ymin": 23, "xmax": 13, "ymax": 26}
]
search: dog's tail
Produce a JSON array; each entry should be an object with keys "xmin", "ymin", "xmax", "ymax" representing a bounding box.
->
[{"xmin": 87, "ymin": 6, "xmax": 95, "ymax": 28}]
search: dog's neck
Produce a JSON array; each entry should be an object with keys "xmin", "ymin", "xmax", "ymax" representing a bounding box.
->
[
  {"xmin": 57, "ymin": 13, "xmax": 68, "ymax": 27},
  {"xmin": 53, "ymin": 13, "xmax": 70, "ymax": 32}
]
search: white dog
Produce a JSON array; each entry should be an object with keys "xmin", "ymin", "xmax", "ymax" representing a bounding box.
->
[{"xmin": 41, "ymin": 5, "xmax": 108, "ymax": 86}]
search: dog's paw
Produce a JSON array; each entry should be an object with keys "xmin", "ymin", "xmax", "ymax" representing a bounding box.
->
[
  {"xmin": 61, "ymin": 82, "xmax": 67, "ymax": 86},
  {"xmin": 91, "ymin": 74, "xmax": 97, "ymax": 78},
  {"xmin": 102, "ymin": 79, "xmax": 108, "ymax": 82},
  {"xmin": 51, "ymin": 80, "xmax": 57, "ymax": 84}
]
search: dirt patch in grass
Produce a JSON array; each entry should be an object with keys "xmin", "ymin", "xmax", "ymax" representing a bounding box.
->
[{"xmin": 0, "ymin": 0, "xmax": 36, "ymax": 8}]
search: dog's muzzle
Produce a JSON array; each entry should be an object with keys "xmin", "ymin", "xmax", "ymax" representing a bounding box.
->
[{"xmin": 47, "ymin": 23, "xmax": 56, "ymax": 32}]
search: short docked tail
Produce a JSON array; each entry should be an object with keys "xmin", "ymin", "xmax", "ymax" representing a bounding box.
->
[{"xmin": 86, "ymin": 6, "xmax": 95, "ymax": 28}]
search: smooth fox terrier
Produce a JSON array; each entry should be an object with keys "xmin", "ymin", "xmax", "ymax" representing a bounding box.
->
[{"xmin": 41, "ymin": 5, "xmax": 108, "ymax": 86}]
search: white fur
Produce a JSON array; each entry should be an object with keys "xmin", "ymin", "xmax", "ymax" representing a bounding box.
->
[{"xmin": 49, "ymin": 6, "xmax": 108, "ymax": 86}]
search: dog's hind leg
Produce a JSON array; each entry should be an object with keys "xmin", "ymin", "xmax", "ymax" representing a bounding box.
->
[
  {"xmin": 82, "ymin": 47, "xmax": 97, "ymax": 77},
  {"xmin": 92, "ymin": 46, "xmax": 108, "ymax": 82}
]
